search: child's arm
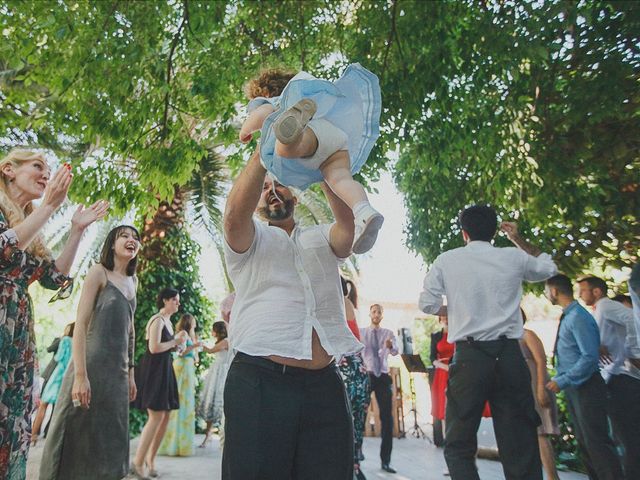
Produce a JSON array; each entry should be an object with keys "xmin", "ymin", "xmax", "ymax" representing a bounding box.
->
[{"xmin": 240, "ymin": 103, "xmax": 276, "ymax": 143}]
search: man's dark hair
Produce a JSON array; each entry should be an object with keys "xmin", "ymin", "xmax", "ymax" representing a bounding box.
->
[
  {"xmin": 578, "ymin": 276, "xmax": 608, "ymax": 296},
  {"xmin": 546, "ymin": 274, "xmax": 574, "ymax": 297},
  {"xmin": 612, "ymin": 294, "xmax": 631, "ymax": 305},
  {"xmin": 459, "ymin": 205, "xmax": 497, "ymax": 242}
]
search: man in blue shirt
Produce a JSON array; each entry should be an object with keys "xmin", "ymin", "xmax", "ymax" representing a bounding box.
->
[
  {"xmin": 544, "ymin": 274, "xmax": 622, "ymax": 480},
  {"xmin": 578, "ymin": 275, "xmax": 640, "ymax": 479}
]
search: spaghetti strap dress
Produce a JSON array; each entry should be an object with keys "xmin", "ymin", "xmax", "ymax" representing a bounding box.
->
[
  {"xmin": 40, "ymin": 281, "xmax": 136, "ymax": 480},
  {"xmin": 132, "ymin": 318, "xmax": 179, "ymax": 411}
]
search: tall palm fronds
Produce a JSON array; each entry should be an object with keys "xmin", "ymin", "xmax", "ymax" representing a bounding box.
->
[{"xmin": 186, "ymin": 148, "xmax": 226, "ymax": 241}]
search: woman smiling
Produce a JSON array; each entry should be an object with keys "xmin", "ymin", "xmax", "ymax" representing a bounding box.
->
[{"xmin": 0, "ymin": 148, "xmax": 108, "ymax": 479}]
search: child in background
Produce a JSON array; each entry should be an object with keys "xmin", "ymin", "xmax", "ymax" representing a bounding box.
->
[
  {"xmin": 240, "ymin": 63, "xmax": 384, "ymax": 254},
  {"xmin": 31, "ymin": 322, "xmax": 75, "ymax": 445}
]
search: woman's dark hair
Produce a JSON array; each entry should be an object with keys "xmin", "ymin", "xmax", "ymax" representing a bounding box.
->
[
  {"xmin": 156, "ymin": 287, "xmax": 179, "ymax": 310},
  {"xmin": 176, "ymin": 313, "xmax": 195, "ymax": 333},
  {"xmin": 64, "ymin": 322, "xmax": 75, "ymax": 337},
  {"xmin": 459, "ymin": 205, "xmax": 497, "ymax": 242},
  {"xmin": 340, "ymin": 276, "xmax": 358, "ymax": 309},
  {"xmin": 612, "ymin": 294, "xmax": 631, "ymax": 305},
  {"xmin": 212, "ymin": 321, "xmax": 228, "ymax": 342},
  {"xmin": 100, "ymin": 225, "xmax": 140, "ymax": 276},
  {"xmin": 520, "ymin": 307, "xmax": 527, "ymax": 325}
]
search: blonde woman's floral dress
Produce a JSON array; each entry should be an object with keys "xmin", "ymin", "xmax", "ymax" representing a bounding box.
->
[{"xmin": 0, "ymin": 212, "xmax": 71, "ymax": 480}]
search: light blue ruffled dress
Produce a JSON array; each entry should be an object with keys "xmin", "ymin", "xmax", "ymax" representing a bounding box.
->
[
  {"xmin": 40, "ymin": 336, "xmax": 72, "ymax": 404},
  {"xmin": 248, "ymin": 63, "xmax": 382, "ymax": 190}
]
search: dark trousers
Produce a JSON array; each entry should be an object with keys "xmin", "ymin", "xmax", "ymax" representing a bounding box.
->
[
  {"xmin": 564, "ymin": 372, "xmax": 623, "ymax": 480},
  {"xmin": 607, "ymin": 373, "xmax": 640, "ymax": 479},
  {"xmin": 444, "ymin": 338, "xmax": 542, "ymax": 480},
  {"xmin": 369, "ymin": 372, "xmax": 394, "ymax": 463},
  {"xmin": 222, "ymin": 353, "xmax": 353, "ymax": 480}
]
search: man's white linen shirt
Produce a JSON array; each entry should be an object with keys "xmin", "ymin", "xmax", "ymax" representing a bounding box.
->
[
  {"xmin": 593, "ymin": 297, "xmax": 640, "ymax": 382},
  {"xmin": 419, "ymin": 241, "xmax": 557, "ymax": 343},
  {"xmin": 224, "ymin": 218, "xmax": 363, "ymax": 360}
]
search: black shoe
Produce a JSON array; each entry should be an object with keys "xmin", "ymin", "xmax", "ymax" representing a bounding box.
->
[{"xmin": 381, "ymin": 463, "xmax": 397, "ymax": 474}]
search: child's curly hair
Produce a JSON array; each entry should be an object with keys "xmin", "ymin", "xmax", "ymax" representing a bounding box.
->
[{"xmin": 244, "ymin": 68, "xmax": 297, "ymax": 99}]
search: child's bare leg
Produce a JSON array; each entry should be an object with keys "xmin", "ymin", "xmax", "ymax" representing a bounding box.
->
[
  {"xmin": 321, "ymin": 151, "xmax": 384, "ymax": 254},
  {"xmin": 275, "ymin": 128, "xmax": 319, "ymax": 160},
  {"xmin": 239, "ymin": 103, "xmax": 275, "ymax": 143},
  {"xmin": 319, "ymin": 151, "xmax": 366, "ymax": 209}
]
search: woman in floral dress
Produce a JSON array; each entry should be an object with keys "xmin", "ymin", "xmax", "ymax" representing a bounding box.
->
[
  {"xmin": 0, "ymin": 148, "xmax": 108, "ymax": 479},
  {"xmin": 197, "ymin": 320, "xmax": 230, "ymax": 447},
  {"xmin": 337, "ymin": 277, "xmax": 369, "ymax": 480},
  {"xmin": 159, "ymin": 313, "xmax": 201, "ymax": 457}
]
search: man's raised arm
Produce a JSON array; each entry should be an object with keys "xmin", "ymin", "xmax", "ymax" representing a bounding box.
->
[
  {"xmin": 224, "ymin": 148, "xmax": 266, "ymax": 253},
  {"xmin": 321, "ymin": 181, "xmax": 355, "ymax": 259}
]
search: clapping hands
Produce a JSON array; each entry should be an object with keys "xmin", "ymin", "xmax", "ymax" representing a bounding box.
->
[{"xmin": 71, "ymin": 200, "xmax": 110, "ymax": 231}]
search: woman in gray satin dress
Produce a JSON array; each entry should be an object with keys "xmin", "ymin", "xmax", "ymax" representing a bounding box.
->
[{"xmin": 39, "ymin": 225, "xmax": 141, "ymax": 480}]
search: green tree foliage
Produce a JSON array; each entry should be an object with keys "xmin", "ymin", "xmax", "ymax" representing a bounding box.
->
[
  {"xmin": 355, "ymin": 0, "xmax": 639, "ymax": 275},
  {"xmin": 2, "ymin": 0, "xmax": 637, "ymax": 279}
]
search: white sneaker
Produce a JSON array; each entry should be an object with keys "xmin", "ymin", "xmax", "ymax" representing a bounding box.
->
[
  {"xmin": 273, "ymin": 99, "xmax": 317, "ymax": 145},
  {"xmin": 352, "ymin": 206, "xmax": 384, "ymax": 254}
]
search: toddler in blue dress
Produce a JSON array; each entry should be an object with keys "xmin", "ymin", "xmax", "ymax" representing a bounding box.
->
[{"xmin": 240, "ymin": 64, "xmax": 384, "ymax": 254}]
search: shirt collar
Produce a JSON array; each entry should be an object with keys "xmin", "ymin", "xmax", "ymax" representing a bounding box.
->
[
  {"xmin": 563, "ymin": 300, "xmax": 580, "ymax": 314},
  {"xmin": 258, "ymin": 217, "xmax": 299, "ymax": 237},
  {"xmin": 465, "ymin": 240, "xmax": 493, "ymax": 249}
]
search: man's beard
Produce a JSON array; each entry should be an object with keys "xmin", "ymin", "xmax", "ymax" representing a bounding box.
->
[{"xmin": 258, "ymin": 198, "xmax": 295, "ymax": 221}]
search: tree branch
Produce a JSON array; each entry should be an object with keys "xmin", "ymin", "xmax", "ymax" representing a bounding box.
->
[
  {"xmin": 162, "ymin": 4, "xmax": 188, "ymax": 138},
  {"xmin": 299, "ymin": 2, "xmax": 306, "ymax": 70},
  {"xmin": 381, "ymin": 0, "xmax": 399, "ymax": 82},
  {"xmin": 183, "ymin": 0, "xmax": 207, "ymax": 50}
]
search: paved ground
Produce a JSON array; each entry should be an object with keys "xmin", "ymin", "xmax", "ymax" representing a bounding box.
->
[{"xmin": 28, "ymin": 433, "xmax": 587, "ymax": 479}]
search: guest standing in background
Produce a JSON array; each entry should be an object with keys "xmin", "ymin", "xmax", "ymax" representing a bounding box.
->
[
  {"xmin": 360, "ymin": 303, "xmax": 398, "ymax": 474},
  {"xmin": 131, "ymin": 288, "xmax": 188, "ymax": 479},
  {"xmin": 37, "ymin": 336, "xmax": 62, "ymax": 438},
  {"xmin": 338, "ymin": 277, "xmax": 369, "ymax": 480},
  {"xmin": 0, "ymin": 148, "xmax": 108, "ymax": 479},
  {"xmin": 430, "ymin": 307, "xmax": 490, "ymax": 476},
  {"xmin": 159, "ymin": 313, "xmax": 201, "ymax": 457},
  {"xmin": 578, "ymin": 276, "xmax": 640, "ymax": 479},
  {"xmin": 419, "ymin": 207, "xmax": 556, "ymax": 480},
  {"xmin": 31, "ymin": 323, "xmax": 75, "ymax": 445},
  {"xmin": 545, "ymin": 274, "xmax": 622, "ymax": 480},
  {"xmin": 198, "ymin": 320, "xmax": 231, "ymax": 448},
  {"xmin": 39, "ymin": 225, "xmax": 140, "ymax": 480},
  {"xmin": 519, "ymin": 310, "xmax": 560, "ymax": 480}
]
